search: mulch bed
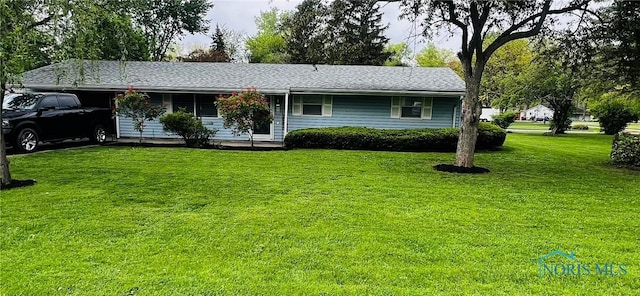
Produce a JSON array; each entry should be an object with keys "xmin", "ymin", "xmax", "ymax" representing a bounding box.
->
[
  {"xmin": 433, "ymin": 164, "xmax": 490, "ymax": 174},
  {"xmin": 1, "ymin": 179, "xmax": 37, "ymax": 190}
]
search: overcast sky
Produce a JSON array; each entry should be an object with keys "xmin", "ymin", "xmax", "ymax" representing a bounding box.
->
[{"xmin": 181, "ymin": 0, "xmax": 460, "ymax": 56}]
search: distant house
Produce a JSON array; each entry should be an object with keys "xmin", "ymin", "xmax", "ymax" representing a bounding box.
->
[
  {"xmin": 480, "ymin": 107, "xmax": 500, "ymax": 122},
  {"xmin": 522, "ymin": 104, "xmax": 553, "ymax": 121},
  {"xmin": 19, "ymin": 60, "xmax": 465, "ymax": 143}
]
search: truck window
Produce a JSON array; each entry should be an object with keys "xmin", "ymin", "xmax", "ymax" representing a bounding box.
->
[
  {"xmin": 39, "ymin": 96, "xmax": 59, "ymax": 109},
  {"xmin": 58, "ymin": 95, "xmax": 79, "ymax": 109}
]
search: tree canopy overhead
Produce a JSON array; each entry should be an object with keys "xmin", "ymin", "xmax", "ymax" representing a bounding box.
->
[
  {"xmin": 246, "ymin": 8, "xmax": 289, "ymax": 63},
  {"xmin": 325, "ymin": 0, "xmax": 391, "ymax": 65},
  {"xmin": 392, "ymin": 0, "xmax": 593, "ymax": 168},
  {"xmin": 283, "ymin": 0, "xmax": 327, "ymax": 64},
  {"xmin": 131, "ymin": 0, "xmax": 213, "ymax": 61},
  {"xmin": 280, "ymin": 0, "xmax": 391, "ymax": 65}
]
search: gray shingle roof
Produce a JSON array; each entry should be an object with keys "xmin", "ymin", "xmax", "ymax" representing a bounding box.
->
[{"xmin": 20, "ymin": 60, "xmax": 466, "ymax": 95}]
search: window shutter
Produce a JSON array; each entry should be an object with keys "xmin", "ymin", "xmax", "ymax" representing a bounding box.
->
[
  {"xmin": 322, "ymin": 96, "xmax": 333, "ymax": 117},
  {"xmin": 162, "ymin": 94, "xmax": 172, "ymax": 113},
  {"xmin": 422, "ymin": 97, "xmax": 433, "ymax": 119},
  {"xmin": 292, "ymin": 96, "xmax": 302, "ymax": 115},
  {"xmin": 390, "ymin": 97, "xmax": 401, "ymax": 118}
]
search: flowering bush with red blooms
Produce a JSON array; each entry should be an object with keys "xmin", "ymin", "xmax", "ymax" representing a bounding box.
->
[
  {"xmin": 114, "ymin": 87, "xmax": 166, "ymax": 142},
  {"xmin": 216, "ymin": 88, "xmax": 273, "ymax": 146}
]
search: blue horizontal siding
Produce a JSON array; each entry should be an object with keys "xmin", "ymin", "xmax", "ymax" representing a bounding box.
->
[
  {"xmin": 118, "ymin": 116, "xmax": 255, "ymax": 141},
  {"xmin": 118, "ymin": 93, "xmax": 462, "ymax": 141},
  {"xmin": 288, "ymin": 95, "xmax": 461, "ymax": 132},
  {"xmin": 118, "ymin": 94, "xmax": 285, "ymax": 141}
]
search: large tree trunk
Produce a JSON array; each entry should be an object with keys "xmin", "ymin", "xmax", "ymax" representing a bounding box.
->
[
  {"xmin": 548, "ymin": 97, "xmax": 573, "ymax": 134},
  {"xmin": 455, "ymin": 77, "xmax": 483, "ymax": 167},
  {"xmin": 0, "ymin": 90, "xmax": 12, "ymax": 185}
]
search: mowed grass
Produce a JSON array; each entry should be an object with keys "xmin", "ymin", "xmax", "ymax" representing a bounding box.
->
[
  {"xmin": 510, "ymin": 121, "xmax": 603, "ymax": 132},
  {"xmin": 509, "ymin": 121, "xmax": 554, "ymax": 130},
  {"xmin": 1, "ymin": 133, "xmax": 639, "ymax": 295},
  {"xmin": 511, "ymin": 121, "xmax": 640, "ymax": 134}
]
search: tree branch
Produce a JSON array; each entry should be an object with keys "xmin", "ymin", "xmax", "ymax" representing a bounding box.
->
[
  {"xmin": 26, "ymin": 14, "xmax": 54, "ymax": 30},
  {"xmin": 445, "ymin": 2, "xmax": 468, "ymax": 59},
  {"xmin": 484, "ymin": 0, "xmax": 590, "ymax": 61}
]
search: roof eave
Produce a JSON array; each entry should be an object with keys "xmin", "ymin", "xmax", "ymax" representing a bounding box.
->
[
  {"xmin": 289, "ymin": 88, "xmax": 465, "ymax": 97},
  {"xmin": 19, "ymin": 84, "xmax": 291, "ymax": 95},
  {"xmin": 20, "ymin": 84, "xmax": 466, "ymax": 97}
]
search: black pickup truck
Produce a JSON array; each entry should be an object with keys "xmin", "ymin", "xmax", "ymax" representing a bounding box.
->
[{"xmin": 2, "ymin": 92, "xmax": 114, "ymax": 153}]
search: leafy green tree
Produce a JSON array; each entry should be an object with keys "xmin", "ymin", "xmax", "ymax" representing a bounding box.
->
[
  {"xmin": 591, "ymin": 100, "xmax": 639, "ymax": 135},
  {"xmin": 63, "ymin": 12, "xmax": 150, "ymax": 61},
  {"xmin": 246, "ymin": 8, "xmax": 289, "ymax": 63},
  {"xmin": 384, "ymin": 43, "xmax": 413, "ymax": 66},
  {"xmin": 546, "ymin": 1, "xmax": 639, "ymax": 119},
  {"xmin": 283, "ymin": 0, "xmax": 327, "ymax": 64},
  {"xmin": 592, "ymin": 1, "xmax": 640, "ymax": 91},
  {"xmin": 325, "ymin": 0, "xmax": 390, "ymax": 65},
  {"xmin": 246, "ymin": 34, "xmax": 288, "ymax": 63},
  {"xmin": 131, "ymin": 0, "xmax": 213, "ymax": 61},
  {"xmin": 114, "ymin": 89, "xmax": 166, "ymax": 143},
  {"xmin": 216, "ymin": 88, "xmax": 273, "ymax": 147},
  {"xmin": 481, "ymin": 36, "xmax": 534, "ymax": 109},
  {"xmin": 512, "ymin": 58, "xmax": 576, "ymax": 134},
  {"xmin": 416, "ymin": 44, "xmax": 453, "ymax": 67},
  {"xmin": 393, "ymin": 0, "xmax": 592, "ymax": 168},
  {"xmin": 1, "ymin": 0, "xmax": 128, "ymax": 186}
]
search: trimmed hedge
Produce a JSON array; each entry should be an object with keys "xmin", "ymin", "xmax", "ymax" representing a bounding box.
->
[
  {"xmin": 571, "ymin": 124, "xmax": 589, "ymax": 130},
  {"xmin": 284, "ymin": 122, "xmax": 506, "ymax": 152},
  {"xmin": 611, "ymin": 133, "xmax": 640, "ymax": 168}
]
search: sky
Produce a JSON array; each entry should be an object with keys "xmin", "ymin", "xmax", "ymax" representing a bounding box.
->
[{"xmin": 180, "ymin": 0, "xmax": 461, "ymax": 56}]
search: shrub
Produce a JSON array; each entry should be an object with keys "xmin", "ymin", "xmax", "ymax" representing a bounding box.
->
[
  {"xmin": 591, "ymin": 101, "xmax": 639, "ymax": 135},
  {"xmin": 159, "ymin": 109, "xmax": 217, "ymax": 148},
  {"xmin": 491, "ymin": 112, "xmax": 517, "ymax": 129},
  {"xmin": 114, "ymin": 88, "xmax": 166, "ymax": 143},
  {"xmin": 284, "ymin": 122, "xmax": 506, "ymax": 152},
  {"xmin": 216, "ymin": 88, "xmax": 273, "ymax": 147},
  {"xmin": 571, "ymin": 124, "xmax": 589, "ymax": 130},
  {"xmin": 611, "ymin": 133, "xmax": 640, "ymax": 168}
]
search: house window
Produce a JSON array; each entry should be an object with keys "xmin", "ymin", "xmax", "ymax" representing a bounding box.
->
[
  {"xmin": 172, "ymin": 94, "xmax": 194, "ymax": 113},
  {"xmin": 391, "ymin": 97, "xmax": 433, "ymax": 119},
  {"xmin": 292, "ymin": 95, "xmax": 332, "ymax": 116},
  {"xmin": 196, "ymin": 94, "xmax": 218, "ymax": 117},
  {"xmin": 303, "ymin": 96, "xmax": 323, "ymax": 115}
]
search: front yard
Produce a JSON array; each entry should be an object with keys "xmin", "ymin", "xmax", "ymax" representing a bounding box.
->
[{"xmin": 1, "ymin": 133, "xmax": 639, "ymax": 294}]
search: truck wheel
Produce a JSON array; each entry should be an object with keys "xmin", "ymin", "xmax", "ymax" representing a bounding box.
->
[
  {"xmin": 15, "ymin": 128, "xmax": 39, "ymax": 153},
  {"xmin": 91, "ymin": 124, "xmax": 107, "ymax": 144}
]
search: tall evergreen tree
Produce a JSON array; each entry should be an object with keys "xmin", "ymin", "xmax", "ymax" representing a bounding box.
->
[
  {"xmin": 325, "ymin": 0, "xmax": 390, "ymax": 65},
  {"xmin": 283, "ymin": 0, "xmax": 327, "ymax": 64}
]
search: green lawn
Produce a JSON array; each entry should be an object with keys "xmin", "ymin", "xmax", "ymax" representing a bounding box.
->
[
  {"xmin": 2, "ymin": 133, "xmax": 639, "ymax": 294},
  {"xmin": 509, "ymin": 121, "xmax": 554, "ymax": 130},
  {"xmin": 510, "ymin": 121, "xmax": 603, "ymax": 132}
]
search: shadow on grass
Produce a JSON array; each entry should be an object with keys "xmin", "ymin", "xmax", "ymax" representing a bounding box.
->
[{"xmin": 0, "ymin": 179, "xmax": 37, "ymax": 190}]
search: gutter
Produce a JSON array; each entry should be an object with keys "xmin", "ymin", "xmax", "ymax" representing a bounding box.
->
[
  {"xmin": 20, "ymin": 84, "xmax": 292, "ymax": 95},
  {"xmin": 289, "ymin": 88, "xmax": 466, "ymax": 97}
]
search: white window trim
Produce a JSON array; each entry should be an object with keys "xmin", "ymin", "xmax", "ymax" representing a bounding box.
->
[
  {"xmin": 292, "ymin": 95, "xmax": 332, "ymax": 117},
  {"xmin": 162, "ymin": 94, "xmax": 172, "ymax": 113},
  {"xmin": 391, "ymin": 97, "xmax": 433, "ymax": 120}
]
